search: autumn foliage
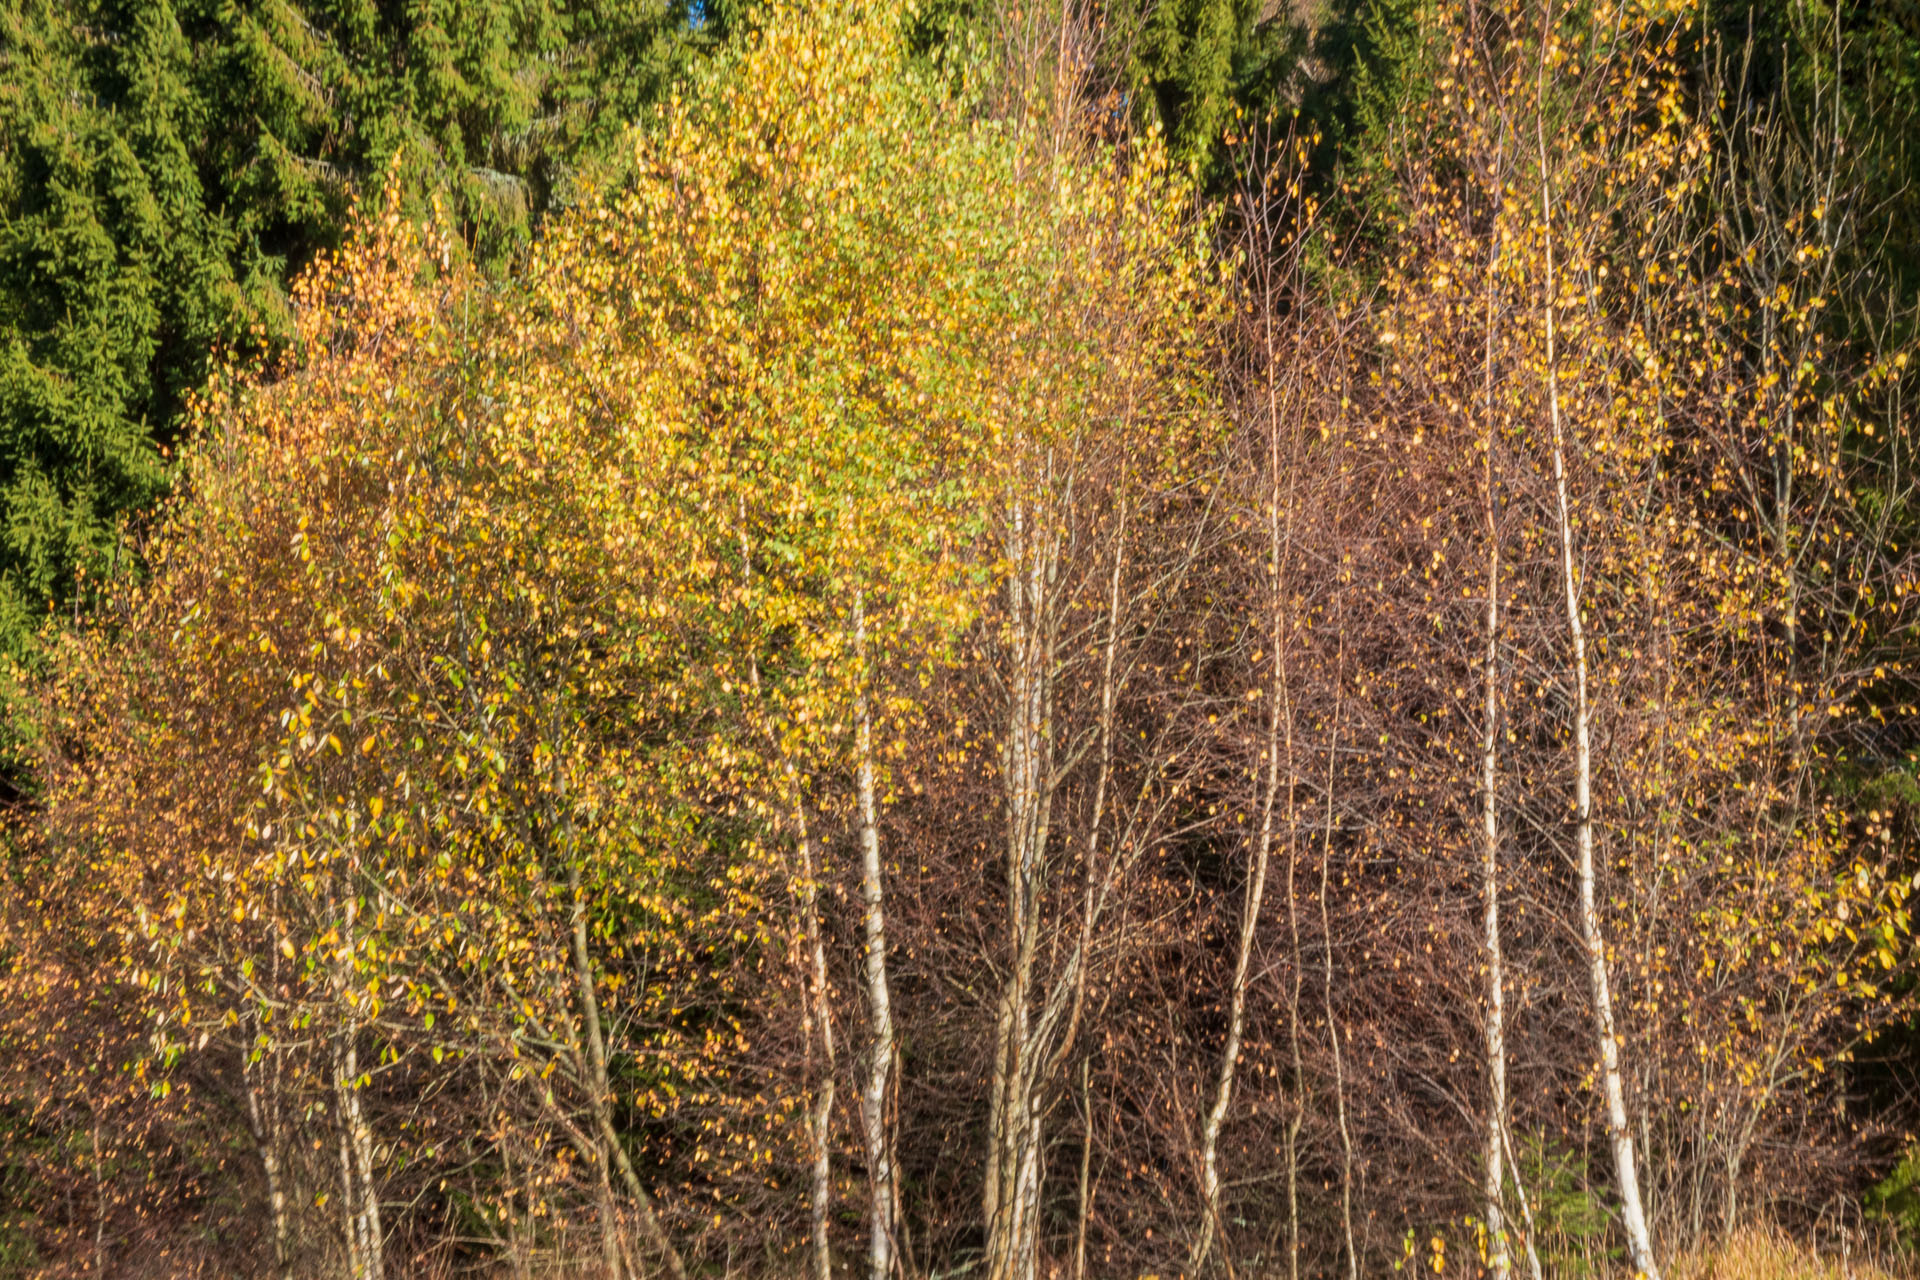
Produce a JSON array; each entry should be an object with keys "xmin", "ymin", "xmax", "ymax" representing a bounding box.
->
[{"xmin": 1, "ymin": 1, "xmax": 1916, "ymax": 1278}]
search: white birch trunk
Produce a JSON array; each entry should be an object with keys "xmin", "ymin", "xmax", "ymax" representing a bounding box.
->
[
  {"xmin": 853, "ymin": 594, "xmax": 898, "ymax": 1280},
  {"xmin": 334, "ymin": 1070, "xmax": 363, "ymax": 1280},
  {"xmin": 1539, "ymin": 103, "xmax": 1662, "ymax": 1280},
  {"xmin": 1284, "ymin": 824, "xmax": 1305, "ymax": 1280},
  {"xmin": 331, "ymin": 890, "xmax": 384, "ymax": 1280},
  {"xmin": 794, "ymin": 791, "xmax": 838, "ymax": 1280},
  {"xmin": 1480, "ymin": 188, "xmax": 1513, "ymax": 1280},
  {"xmin": 985, "ymin": 487, "xmax": 1054, "ymax": 1280},
  {"xmin": 1191, "ymin": 345, "xmax": 1293, "ymax": 1274},
  {"xmin": 1189, "ymin": 683, "xmax": 1279, "ymax": 1276},
  {"xmin": 332, "ymin": 1026, "xmax": 384, "ymax": 1280},
  {"xmin": 1319, "ymin": 715, "xmax": 1357, "ymax": 1280},
  {"xmin": 243, "ymin": 1047, "xmax": 294, "ymax": 1280},
  {"xmin": 1480, "ymin": 493, "xmax": 1513, "ymax": 1280}
]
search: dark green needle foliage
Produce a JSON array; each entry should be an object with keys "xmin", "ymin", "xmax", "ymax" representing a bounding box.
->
[
  {"xmin": 0, "ymin": 0, "xmax": 703, "ymax": 662},
  {"xmin": 1107, "ymin": 0, "xmax": 1306, "ymax": 181}
]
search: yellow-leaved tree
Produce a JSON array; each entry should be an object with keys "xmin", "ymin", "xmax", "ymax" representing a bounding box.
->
[{"xmin": 12, "ymin": 4, "xmax": 1232, "ymax": 1277}]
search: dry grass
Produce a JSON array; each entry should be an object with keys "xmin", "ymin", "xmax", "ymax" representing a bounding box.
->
[{"xmin": 1668, "ymin": 1227, "xmax": 1913, "ymax": 1280}]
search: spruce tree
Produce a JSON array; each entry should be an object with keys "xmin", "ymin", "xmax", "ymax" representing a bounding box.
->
[{"xmin": 0, "ymin": 0, "xmax": 701, "ymax": 660}]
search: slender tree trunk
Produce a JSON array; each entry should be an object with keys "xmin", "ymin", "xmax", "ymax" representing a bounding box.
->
[
  {"xmin": 1284, "ymin": 784, "xmax": 1306, "ymax": 1280},
  {"xmin": 1480, "ymin": 484, "xmax": 1513, "ymax": 1280},
  {"xmin": 332, "ymin": 1043, "xmax": 364, "ymax": 1280},
  {"xmin": 749, "ymin": 493, "xmax": 840, "ymax": 1280},
  {"xmin": 1319, "ymin": 702, "xmax": 1357, "ymax": 1280},
  {"xmin": 346, "ymin": 1042, "xmax": 383, "ymax": 1280},
  {"xmin": 501, "ymin": 1127, "xmax": 534, "ymax": 1280},
  {"xmin": 596, "ymin": 1142, "xmax": 625, "ymax": 1280},
  {"xmin": 1189, "ymin": 706, "xmax": 1277, "ymax": 1273},
  {"xmin": 244, "ymin": 1047, "xmax": 295, "ymax": 1280},
  {"xmin": 89, "ymin": 1114, "xmax": 107, "ymax": 1279},
  {"xmin": 567, "ymin": 859, "xmax": 687, "ymax": 1280},
  {"xmin": 332, "ymin": 1024, "xmax": 383, "ymax": 1280},
  {"xmin": 1074, "ymin": 1058, "xmax": 1092, "ymax": 1280},
  {"xmin": 853, "ymin": 594, "xmax": 898, "ymax": 1280},
  {"xmin": 985, "ymin": 485, "xmax": 1058, "ymax": 1280},
  {"xmin": 794, "ymin": 790, "xmax": 838, "ymax": 1280},
  {"xmin": 985, "ymin": 984, "xmax": 1016, "ymax": 1249},
  {"xmin": 1538, "ymin": 90, "xmax": 1662, "ymax": 1280},
  {"xmin": 330, "ymin": 888, "xmax": 385, "ymax": 1280},
  {"xmin": 1191, "ymin": 342, "xmax": 1295, "ymax": 1275},
  {"xmin": 1479, "ymin": 160, "xmax": 1513, "ymax": 1280}
]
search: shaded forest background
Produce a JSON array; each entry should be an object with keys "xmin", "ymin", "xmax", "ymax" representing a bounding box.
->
[{"xmin": 3, "ymin": 0, "xmax": 1920, "ymax": 1276}]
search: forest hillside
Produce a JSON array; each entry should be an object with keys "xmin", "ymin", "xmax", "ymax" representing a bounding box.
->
[{"xmin": 2, "ymin": 0, "xmax": 1919, "ymax": 1277}]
